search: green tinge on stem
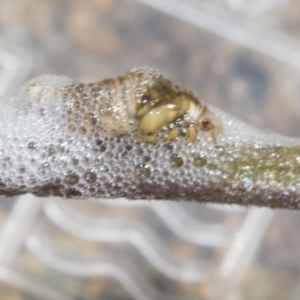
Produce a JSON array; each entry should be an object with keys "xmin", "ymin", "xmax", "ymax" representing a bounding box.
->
[{"xmin": 213, "ymin": 144, "xmax": 300, "ymax": 209}]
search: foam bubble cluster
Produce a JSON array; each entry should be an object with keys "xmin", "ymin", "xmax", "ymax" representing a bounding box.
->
[{"xmin": 1, "ymin": 68, "xmax": 300, "ymax": 209}]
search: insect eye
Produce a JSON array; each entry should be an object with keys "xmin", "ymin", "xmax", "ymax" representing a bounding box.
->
[{"xmin": 201, "ymin": 118, "xmax": 214, "ymax": 131}]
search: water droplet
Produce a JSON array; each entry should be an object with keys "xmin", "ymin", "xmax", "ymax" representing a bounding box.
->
[
  {"xmin": 194, "ymin": 153, "xmax": 207, "ymax": 167},
  {"xmin": 19, "ymin": 166, "xmax": 26, "ymax": 173},
  {"xmin": 72, "ymin": 157, "xmax": 79, "ymax": 166},
  {"xmin": 68, "ymin": 124, "xmax": 76, "ymax": 133},
  {"xmin": 75, "ymin": 83, "xmax": 84, "ymax": 92},
  {"xmin": 92, "ymin": 85, "xmax": 102, "ymax": 95},
  {"xmin": 48, "ymin": 146, "xmax": 56, "ymax": 157},
  {"xmin": 74, "ymin": 101, "xmax": 80, "ymax": 109},
  {"xmin": 99, "ymin": 102, "xmax": 113, "ymax": 117},
  {"xmin": 170, "ymin": 154, "xmax": 184, "ymax": 168},
  {"xmin": 42, "ymin": 162, "xmax": 50, "ymax": 169},
  {"xmin": 95, "ymin": 155, "xmax": 104, "ymax": 166},
  {"xmin": 64, "ymin": 173, "xmax": 79, "ymax": 185},
  {"xmin": 83, "ymin": 155, "xmax": 90, "ymax": 164},
  {"xmin": 135, "ymin": 163, "xmax": 151, "ymax": 179},
  {"xmin": 84, "ymin": 112, "xmax": 97, "ymax": 126},
  {"xmin": 215, "ymin": 145, "xmax": 225, "ymax": 156},
  {"xmin": 84, "ymin": 170, "xmax": 97, "ymax": 184},
  {"xmin": 58, "ymin": 142, "xmax": 66, "ymax": 153},
  {"xmin": 28, "ymin": 142, "xmax": 37, "ymax": 150}
]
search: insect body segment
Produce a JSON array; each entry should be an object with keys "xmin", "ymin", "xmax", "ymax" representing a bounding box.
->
[
  {"xmin": 26, "ymin": 68, "xmax": 223, "ymax": 143},
  {"xmin": 132, "ymin": 72, "xmax": 223, "ymax": 143}
]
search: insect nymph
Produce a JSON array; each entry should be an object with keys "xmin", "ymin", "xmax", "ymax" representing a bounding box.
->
[
  {"xmin": 27, "ymin": 67, "xmax": 223, "ymax": 143},
  {"xmin": 5, "ymin": 68, "xmax": 300, "ymax": 209}
]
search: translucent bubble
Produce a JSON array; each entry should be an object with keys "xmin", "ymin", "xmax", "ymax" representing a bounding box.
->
[
  {"xmin": 64, "ymin": 173, "xmax": 79, "ymax": 185},
  {"xmin": 215, "ymin": 145, "xmax": 225, "ymax": 156},
  {"xmin": 84, "ymin": 170, "xmax": 97, "ymax": 184},
  {"xmin": 72, "ymin": 157, "xmax": 79, "ymax": 166},
  {"xmin": 68, "ymin": 124, "xmax": 76, "ymax": 133},
  {"xmin": 135, "ymin": 163, "xmax": 151, "ymax": 180},
  {"xmin": 95, "ymin": 155, "xmax": 104, "ymax": 166},
  {"xmin": 42, "ymin": 162, "xmax": 50, "ymax": 169},
  {"xmin": 194, "ymin": 153, "xmax": 207, "ymax": 167},
  {"xmin": 19, "ymin": 166, "xmax": 26, "ymax": 173},
  {"xmin": 28, "ymin": 142, "xmax": 37, "ymax": 150},
  {"xmin": 170, "ymin": 154, "xmax": 184, "ymax": 168},
  {"xmin": 84, "ymin": 112, "xmax": 97, "ymax": 126}
]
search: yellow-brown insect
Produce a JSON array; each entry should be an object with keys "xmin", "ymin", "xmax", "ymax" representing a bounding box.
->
[{"xmin": 27, "ymin": 67, "xmax": 223, "ymax": 143}]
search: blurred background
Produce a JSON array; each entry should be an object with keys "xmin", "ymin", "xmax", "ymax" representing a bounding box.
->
[{"xmin": 1, "ymin": 0, "xmax": 300, "ymax": 299}]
